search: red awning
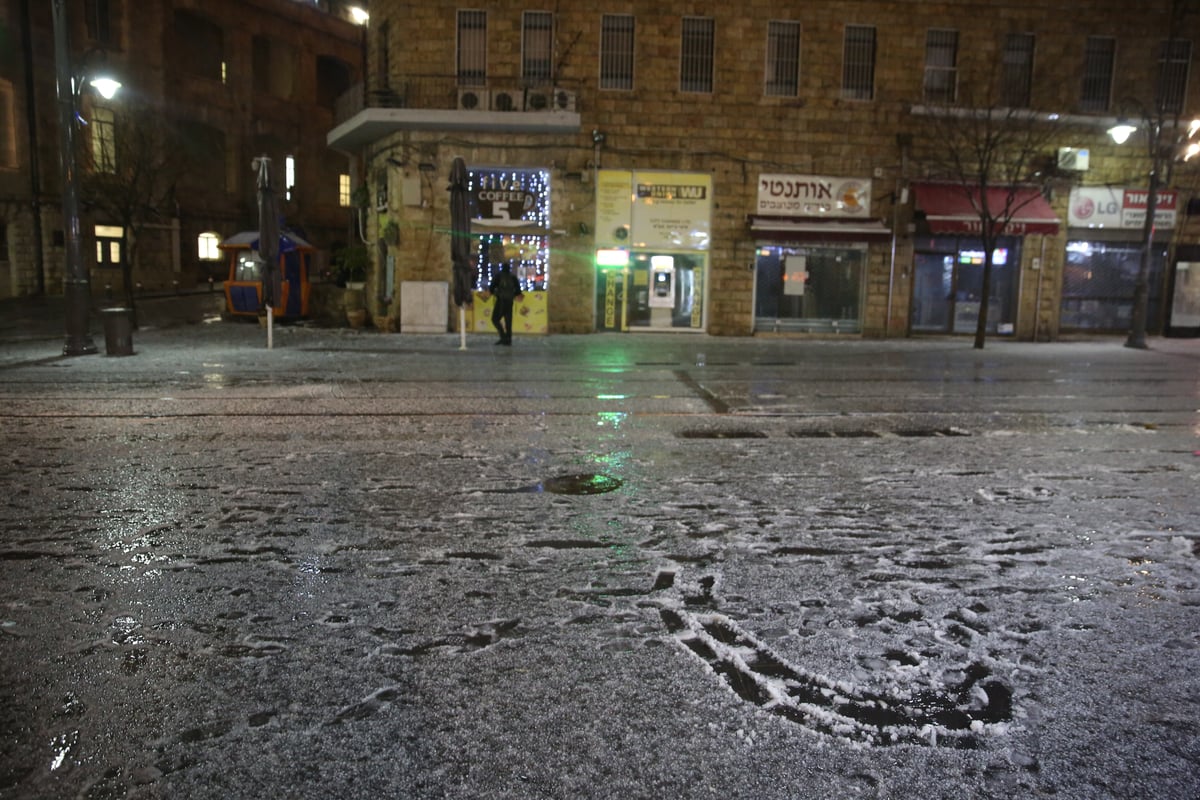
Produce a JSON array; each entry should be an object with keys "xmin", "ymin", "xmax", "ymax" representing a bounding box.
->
[{"xmin": 912, "ymin": 183, "xmax": 1060, "ymax": 236}]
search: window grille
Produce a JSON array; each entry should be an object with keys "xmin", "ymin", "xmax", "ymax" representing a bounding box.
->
[
  {"xmin": 1080, "ymin": 36, "xmax": 1115, "ymax": 113},
  {"xmin": 1002, "ymin": 33, "xmax": 1035, "ymax": 108},
  {"xmin": 765, "ymin": 21, "xmax": 801, "ymax": 97},
  {"xmin": 91, "ymin": 107, "xmax": 115, "ymax": 173},
  {"xmin": 1157, "ymin": 38, "xmax": 1191, "ymax": 115},
  {"xmin": 457, "ymin": 10, "xmax": 487, "ymax": 87},
  {"xmin": 842, "ymin": 25, "xmax": 876, "ymax": 101},
  {"xmin": 600, "ymin": 14, "xmax": 634, "ymax": 91},
  {"xmin": 680, "ymin": 17, "xmax": 714, "ymax": 94},
  {"xmin": 84, "ymin": 0, "xmax": 112, "ymax": 46},
  {"xmin": 923, "ymin": 29, "xmax": 958, "ymax": 104},
  {"xmin": 523, "ymin": 11, "xmax": 554, "ymax": 87}
]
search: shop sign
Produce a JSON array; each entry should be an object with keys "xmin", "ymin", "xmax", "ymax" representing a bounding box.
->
[
  {"xmin": 1068, "ymin": 186, "xmax": 1177, "ymax": 230},
  {"xmin": 596, "ymin": 170, "xmax": 712, "ymax": 250},
  {"xmin": 470, "ymin": 169, "xmax": 550, "ymax": 228},
  {"xmin": 757, "ymin": 174, "xmax": 872, "ymax": 217}
]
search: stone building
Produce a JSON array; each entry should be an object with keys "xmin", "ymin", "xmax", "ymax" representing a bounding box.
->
[
  {"xmin": 329, "ymin": 0, "xmax": 1200, "ymax": 339},
  {"xmin": 0, "ymin": 0, "xmax": 364, "ymax": 301}
]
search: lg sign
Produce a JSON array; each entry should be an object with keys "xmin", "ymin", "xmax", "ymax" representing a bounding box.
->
[{"xmin": 1068, "ymin": 187, "xmax": 1177, "ymax": 229}]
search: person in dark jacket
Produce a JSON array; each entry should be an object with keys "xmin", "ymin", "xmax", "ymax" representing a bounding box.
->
[{"xmin": 487, "ymin": 262, "xmax": 523, "ymax": 345}]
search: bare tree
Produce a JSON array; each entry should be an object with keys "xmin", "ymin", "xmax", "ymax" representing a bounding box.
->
[
  {"xmin": 1119, "ymin": 0, "xmax": 1198, "ymax": 349},
  {"xmin": 913, "ymin": 95, "xmax": 1064, "ymax": 349},
  {"xmin": 78, "ymin": 100, "xmax": 191, "ymax": 328}
]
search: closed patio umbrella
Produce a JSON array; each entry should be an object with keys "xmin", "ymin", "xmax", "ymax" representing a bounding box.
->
[{"xmin": 448, "ymin": 156, "xmax": 472, "ymax": 349}]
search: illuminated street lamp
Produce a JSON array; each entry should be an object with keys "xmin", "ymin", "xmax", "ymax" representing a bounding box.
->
[{"xmin": 51, "ymin": 0, "xmax": 122, "ymax": 356}]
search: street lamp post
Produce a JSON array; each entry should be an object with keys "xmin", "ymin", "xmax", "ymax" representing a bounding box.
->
[
  {"xmin": 1108, "ymin": 107, "xmax": 1199, "ymax": 350},
  {"xmin": 51, "ymin": 0, "xmax": 96, "ymax": 355}
]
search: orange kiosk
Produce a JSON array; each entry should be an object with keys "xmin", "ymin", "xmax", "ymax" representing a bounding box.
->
[{"xmin": 219, "ymin": 231, "xmax": 314, "ymax": 319}]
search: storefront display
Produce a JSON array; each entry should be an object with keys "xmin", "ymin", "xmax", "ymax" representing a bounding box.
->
[{"xmin": 593, "ymin": 170, "xmax": 711, "ymax": 332}]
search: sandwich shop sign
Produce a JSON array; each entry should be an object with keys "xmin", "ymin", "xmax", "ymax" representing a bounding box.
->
[{"xmin": 756, "ymin": 174, "xmax": 872, "ymax": 218}]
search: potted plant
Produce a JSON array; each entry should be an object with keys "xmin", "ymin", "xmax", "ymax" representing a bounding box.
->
[{"xmin": 333, "ymin": 244, "xmax": 368, "ymax": 289}]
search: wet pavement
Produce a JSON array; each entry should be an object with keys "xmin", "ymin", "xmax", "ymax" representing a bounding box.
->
[{"xmin": 1, "ymin": 302, "xmax": 1198, "ymax": 799}]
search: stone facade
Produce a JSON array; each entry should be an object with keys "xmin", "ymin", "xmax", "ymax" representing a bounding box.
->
[
  {"xmin": 0, "ymin": 0, "xmax": 364, "ymax": 300},
  {"xmin": 339, "ymin": 0, "xmax": 1200, "ymax": 338}
]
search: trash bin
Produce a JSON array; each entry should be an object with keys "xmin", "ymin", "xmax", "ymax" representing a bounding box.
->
[{"xmin": 100, "ymin": 307, "xmax": 134, "ymax": 356}]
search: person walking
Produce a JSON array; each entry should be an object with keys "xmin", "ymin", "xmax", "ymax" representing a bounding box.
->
[{"xmin": 488, "ymin": 262, "xmax": 523, "ymax": 345}]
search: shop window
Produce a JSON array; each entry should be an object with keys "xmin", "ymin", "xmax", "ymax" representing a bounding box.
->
[
  {"xmin": 1061, "ymin": 241, "xmax": 1166, "ymax": 331},
  {"xmin": 1080, "ymin": 36, "xmax": 1115, "ymax": 113},
  {"xmin": 95, "ymin": 224, "xmax": 123, "ymax": 269},
  {"xmin": 755, "ymin": 245, "xmax": 866, "ymax": 334},
  {"xmin": 765, "ymin": 21, "xmax": 801, "ymax": 98},
  {"xmin": 457, "ymin": 10, "xmax": 487, "ymax": 87},
  {"xmin": 680, "ymin": 17, "xmax": 714, "ymax": 94},
  {"xmin": 842, "ymin": 25, "xmax": 876, "ymax": 101},
  {"xmin": 923, "ymin": 29, "xmax": 958, "ymax": 104},
  {"xmin": 522, "ymin": 11, "xmax": 553, "ymax": 87},
  {"xmin": 1157, "ymin": 39, "xmax": 1191, "ymax": 115},
  {"xmin": 197, "ymin": 232, "xmax": 221, "ymax": 261},
  {"xmin": 1001, "ymin": 33, "xmax": 1035, "ymax": 108},
  {"xmin": 600, "ymin": 14, "xmax": 635, "ymax": 91},
  {"xmin": 91, "ymin": 107, "xmax": 116, "ymax": 173}
]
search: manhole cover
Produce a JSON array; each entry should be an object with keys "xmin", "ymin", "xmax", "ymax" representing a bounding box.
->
[{"xmin": 539, "ymin": 473, "xmax": 623, "ymax": 495}]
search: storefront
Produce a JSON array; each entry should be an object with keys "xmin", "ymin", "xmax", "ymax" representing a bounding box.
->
[
  {"xmin": 466, "ymin": 167, "xmax": 551, "ymax": 336},
  {"xmin": 1062, "ymin": 186, "xmax": 1174, "ymax": 332},
  {"xmin": 910, "ymin": 182, "xmax": 1060, "ymax": 335},
  {"xmin": 593, "ymin": 170, "xmax": 711, "ymax": 332},
  {"xmin": 748, "ymin": 173, "xmax": 888, "ymax": 334}
]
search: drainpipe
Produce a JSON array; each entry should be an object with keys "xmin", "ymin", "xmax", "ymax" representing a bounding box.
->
[
  {"xmin": 1033, "ymin": 236, "xmax": 1046, "ymax": 342},
  {"xmin": 888, "ymin": 134, "xmax": 912, "ymax": 336}
]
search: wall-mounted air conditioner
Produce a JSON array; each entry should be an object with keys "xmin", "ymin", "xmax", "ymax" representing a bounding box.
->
[
  {"xmin": 524, "ymin": 88, "xmax": 553, "ymax": 112},
  {"xmin": 552, "ymin": 88, "xmax": 577, "ymax": 112},
  {"xmin": 457, "ymin": 87, "xmax": 489, "ymax": 111},
  {"xmin": 491, "ymin": 88, "xmax": 522, "ymax": 111},
  {"xmin": 1057, "ymin": 147, "xmax": 1090, "ymax": 171}
]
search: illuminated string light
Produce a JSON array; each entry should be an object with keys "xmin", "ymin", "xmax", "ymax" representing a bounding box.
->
[{"xmin": 469, "ymin": 168, "xmax": 551, "ymax": 292}]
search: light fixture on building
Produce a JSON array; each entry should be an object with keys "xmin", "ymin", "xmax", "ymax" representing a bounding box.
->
[
  {"xmin": 349, "ymin": 6, "xmax": 369, "ymax": 25},
  {"xmin": 1107, "ymin": 122, "xmax": 1137, "ymax": 144},
  {"xmin": 88, "ymin": 75, "xmax": 122, "ymax": 100}
]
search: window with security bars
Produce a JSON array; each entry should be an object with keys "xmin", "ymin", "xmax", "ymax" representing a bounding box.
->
[
  {"xmin": 523, "ymin": 11, "xmax": 553, "ymax": 87},
  {"xmin": 1002, "ymin": 33, "xmax": 1035, "ymax": 108},
  {"xmin": 842, "ymin": 25, "xmax": 876, "ymax": 101},
  {"xmin": 600, "ymin": 15, "xmax": 634, "ymax": 90},
  {"xmin": 765, "ymin": 21, "xmax": 801, "ymax": 97},
  {"xmin": 681, "ymin": 17, "xmax": 714, "ymax": 93},
  {"xmin": 1080, "ymin": 36, "xmax": 1115, "ymax": 113},
  {"xmin": 923, "ymin": 29, "xmax": 958, "ymax": 104},
  {"xmin": 457, "ymin": 10, "xmax": 487, "ymax": 87},
  {"xmin": 1157, "ymin": 39, "xmax": 1191, "ymax": 115}
]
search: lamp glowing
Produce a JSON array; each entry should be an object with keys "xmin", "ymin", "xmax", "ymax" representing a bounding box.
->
[
  {"xmin": 89, "ymin": 76, "xmax": 121, "ymax": 100},
  {"xmin": 349, "ymin": 6, "xmax": 369, "ymax": 24},
  {"xmin": 1107, "ymin": 123, "xmax": 1137, "ymax": 144}
]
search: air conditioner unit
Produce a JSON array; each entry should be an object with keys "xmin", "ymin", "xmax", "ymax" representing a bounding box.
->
[
  {"xmin": 524, "ymin": 87, "xmax": 553, "ymax": 112},
  {"xmin": 457, "ymin": 87, "xmax": 488, "ymax": 111},
  {"xmin": 552, "ymin": 88, "xmax": 577, "ymax": 112},
  {"xmin": 491, "ymin": 88, "xmax": 522, "ymax": 112},
  {"xmin": 1057, "ymin": 147, "xmax": 1090, "ymax": 171}
]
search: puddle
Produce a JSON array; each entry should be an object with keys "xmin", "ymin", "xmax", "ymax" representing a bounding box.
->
[{"xmin": 678, "ymin": 430, "xmax": 768, "ymax": 439}]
